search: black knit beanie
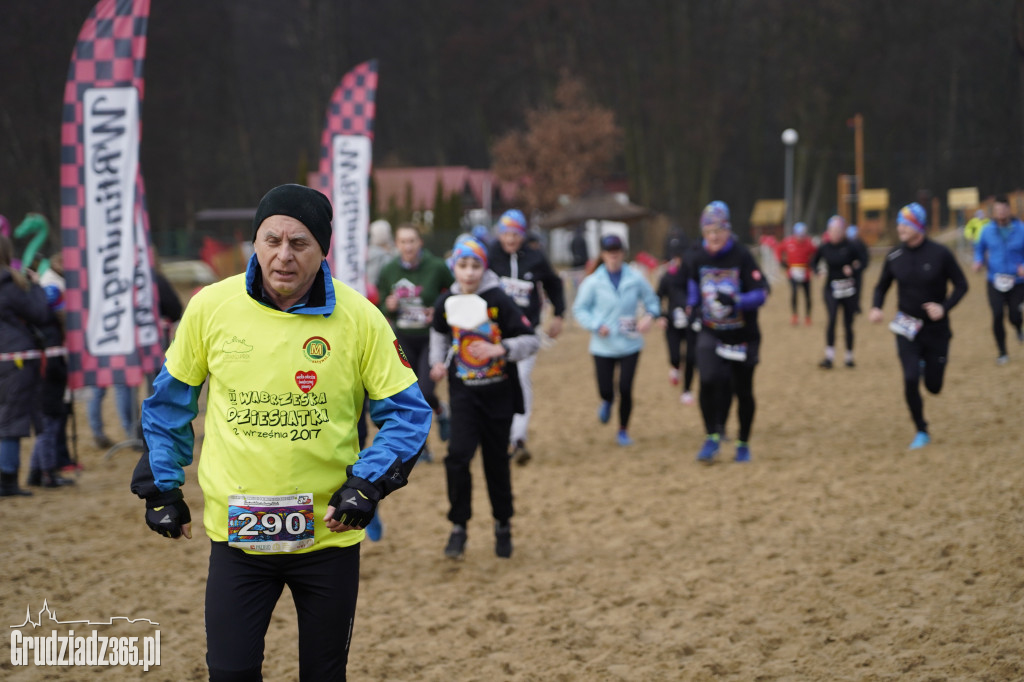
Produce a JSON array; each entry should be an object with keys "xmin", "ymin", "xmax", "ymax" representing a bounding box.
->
[{"xmin": 252, "ymin": 184, "xmax": 333, "ymax": 255}]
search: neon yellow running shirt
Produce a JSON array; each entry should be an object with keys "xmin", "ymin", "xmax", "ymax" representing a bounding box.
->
[{"xmin": 165, "ymin": 273, "xmax": 417, "ymax": 552}]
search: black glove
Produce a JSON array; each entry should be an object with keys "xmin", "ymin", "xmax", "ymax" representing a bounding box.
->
[
  {"xmin": 144, "ymin": 488, "xmax": 191, "ymax": 539},
  {"xmin": 328, "ymin": 476, "xmax": 381, "ymax": 529}
]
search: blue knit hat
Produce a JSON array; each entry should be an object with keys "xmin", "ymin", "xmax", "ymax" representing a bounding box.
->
[
  {"xmin": 449, "ymin": 238, "xmax": 489, "ymax": 270},
  {"xmin": 497, "ymin": 209, "xmax": 528, "ymax": 235},
  {"xmin": 700, "ymin": 201, "xmax": 731, "ymax": 230},
  {"xmin": 897, "ymin": 203, "xmax": 927, "ymax": 232}
]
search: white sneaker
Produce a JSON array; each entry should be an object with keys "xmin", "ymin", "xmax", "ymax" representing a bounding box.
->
[
  {"xmin": 668, "ymin": 368, "xmax": 680, "ymax": 386},
  {"xmin": 680, "ymin": 391, "xmax": 694, "ymax": 405}
]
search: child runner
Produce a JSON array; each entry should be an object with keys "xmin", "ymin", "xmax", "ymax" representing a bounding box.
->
[{"xmin": 429, "ymin": 238, "xmax": 539, "ymax": 560}]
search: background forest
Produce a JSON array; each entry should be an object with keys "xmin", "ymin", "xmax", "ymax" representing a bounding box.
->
[{"xmin": 3, "ymin": 0, "xmax": 1024, "ymax": 252}]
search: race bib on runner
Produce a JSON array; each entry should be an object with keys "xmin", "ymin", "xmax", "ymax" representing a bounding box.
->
[
  {"xmin": 789, "ymin": 265, "xmax": 808, "ymax": 282},
  {"xmin": 716, "ymin": 341, "xmax": 748, "ymax": 362},
  {"xmin": 831, "ymin": 277, "xmax": 856, "ymax": 299},
  {"xmin": 228, "ymin": 493, "xmax": 315, "ymax": 553},
  {"xmin": 994, "ymin": 273, "xmax": 1016, "ymax": 293},
  {"xmin": 396, "ymin": 299, "xmax": 429, "ymax": 329},
  {"xmin": 618, "ymin": 316, "xmax": 638, "ymax": 336},
  {"xmin": 500, "ymin": 276, "xmax": 534, "ymax": 308},
  {"xmin": 889, "ymin": 311, "xmax": 923, "ymax": 340}
]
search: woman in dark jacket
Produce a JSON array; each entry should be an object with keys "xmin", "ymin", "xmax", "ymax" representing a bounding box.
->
[{"xmin": 0, "ymin": 235, "xmax": 53, "ymax": 497}]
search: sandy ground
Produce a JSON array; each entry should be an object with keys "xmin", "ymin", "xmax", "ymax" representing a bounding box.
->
[{"xmin": 2, "ymin": 257, "xmax": 1023, "ymax": 681}]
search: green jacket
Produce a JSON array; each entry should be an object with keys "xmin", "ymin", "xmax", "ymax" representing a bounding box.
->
[{"xmin": 376, "ymin": 250, "xmax": 454, "ymax": 336}]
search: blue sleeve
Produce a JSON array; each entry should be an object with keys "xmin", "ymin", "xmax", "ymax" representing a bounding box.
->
[
  {"xmin": 350, "ymin": 382, "xmax": 431, "ymax": 485},
  {"xmin": 973, "ymin": 229, "xmax": 986, "ymax": 265},
  {"xmin": 687, "ymin": 278, "xmax": 700, "ymax": 307},
  {"xmin": 736, "ymin": 289, "xmax": 767, "ymax": 311},
  {"xmin": 641, "ymin": 279, "xmax": 661, "ymax": 317},
  {"xmin": 132, "ymin": 365, "xmax": 203, "ymax": 497},
  {"xmin": 571, "ymin": 277, "xmax": 600, "ymax": 332}
]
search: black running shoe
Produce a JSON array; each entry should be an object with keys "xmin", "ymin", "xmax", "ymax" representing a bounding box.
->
[
  {"xmin": 494, "ymin": 521, "xmax": 512, "ymax": 558},
  {"xmin": 444, "ymin": 525, "xmax": 467, "ymax": 560}
]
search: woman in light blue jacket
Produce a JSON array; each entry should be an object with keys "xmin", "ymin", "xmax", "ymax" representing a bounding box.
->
[{"xmin": 573, "ymin": 234, "xmax": 663, "ymax": 446}]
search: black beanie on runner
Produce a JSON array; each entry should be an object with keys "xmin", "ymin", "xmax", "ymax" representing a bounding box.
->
[{"xmin": 252, "ymin": 184, "xmax": 333, "ymax": 255}]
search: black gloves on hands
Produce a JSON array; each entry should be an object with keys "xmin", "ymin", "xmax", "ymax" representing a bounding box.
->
[
  {"xmin": 708, "ymin": 291, "xmax": 735, "ymax": 320},
  {"xmin": 328, "ymin": 476, "xmax": 381, "ymax": 529},
  {"xmin": 144, "ymin": 488, "xmax": 191, "ymax": 539}
]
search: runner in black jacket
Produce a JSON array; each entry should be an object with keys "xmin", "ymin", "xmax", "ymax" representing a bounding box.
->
[
  {"xmin": 486, "ymin": 209, "xmax": 565, "ymax": 465},
  {"xmin": 870, "ymin": 202, "xmax": 968, "ymax": 450},
  {"xmin": 811, "ymin": 215, "xmax": 865, "ymax": 368},
  {"xmin": 686, "ymin": 201, "xmax": 769, "ymax": 464}
]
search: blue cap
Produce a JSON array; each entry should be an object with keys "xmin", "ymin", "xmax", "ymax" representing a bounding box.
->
[{"xmin": 600, "ymin": 234, "xmax": 624, "ymax": 251}]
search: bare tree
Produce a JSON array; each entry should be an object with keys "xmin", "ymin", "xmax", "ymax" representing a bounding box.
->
[{"xmin": 491, "ymin": 72, "xmax": 621, "ymax": 213}]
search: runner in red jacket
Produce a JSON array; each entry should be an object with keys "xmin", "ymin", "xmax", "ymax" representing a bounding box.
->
[{"xmin": 776, "ymin": 222, "xmax": 817, "ymax": 325}]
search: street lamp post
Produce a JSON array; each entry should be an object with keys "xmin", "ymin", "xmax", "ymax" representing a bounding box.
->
[{"xmin": 781, "ymin": 128, "xmax": 799, "ymax": 237}]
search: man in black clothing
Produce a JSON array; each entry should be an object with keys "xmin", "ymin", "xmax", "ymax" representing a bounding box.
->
[
  {"xmin": 869, "ymin": 202, "xmax": 968, "ymax": 450},
  {"xmin": 487, "ymin": 209, "xmax": 566, "ymax": 465}
]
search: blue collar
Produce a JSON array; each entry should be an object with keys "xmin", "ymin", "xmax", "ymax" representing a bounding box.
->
[{"xmin": 245, "ymin": 254, "xmax": 337, "ymax": 316}]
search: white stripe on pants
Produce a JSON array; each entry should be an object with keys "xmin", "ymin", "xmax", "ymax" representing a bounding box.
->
[{"xmin": 510, "ymin": 352, "xmax": 537, "ymax": 446}]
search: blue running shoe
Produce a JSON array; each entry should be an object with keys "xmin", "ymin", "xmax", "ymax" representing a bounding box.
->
[
  {"xmin": 438, "ymin": 401, "xmax": 451, "ymax": 442},
  {"xmin": 617, "ymin": 430, "xmax": 634, "ymax": 446},
  {"xmin": 365, "ymin": 513, "xmax": 384, "ymax": 542},
  {"xmin": 908, "ymin": 431, "xmax": 930, "ymax": 450},
  {"xmin": 598, "ymin": 401, "xmax": 611, "ymax": 424},
  {"xmin": 735, "ymin": 442, "xmax": 751, "ymax": 463},
  {"xmin": 697, "ymin": 436, "xmax": 720, "ymax": 464}
]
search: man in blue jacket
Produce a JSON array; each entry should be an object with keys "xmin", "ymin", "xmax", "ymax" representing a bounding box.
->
[{"xmin": 973, "ymin": 195, "xmax": 1024, "ymax": 365}]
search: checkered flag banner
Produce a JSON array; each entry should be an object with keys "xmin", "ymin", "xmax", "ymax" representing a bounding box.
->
[
  {"xmin": 317, "ymin": 59, "xmax": 378, "ymax": 295},
  {"xmin": 60, "ymin": 0, "xmax": 162, "ymax": 390}
]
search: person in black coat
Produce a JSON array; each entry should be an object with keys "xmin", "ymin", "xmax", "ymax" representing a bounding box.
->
[{"xmin": 0, "ymin": 235, "xmax": 55, "ymax": 496}]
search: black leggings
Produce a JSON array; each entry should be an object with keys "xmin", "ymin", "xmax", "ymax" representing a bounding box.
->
[
  {"xmin": 790, "ymin": 278, "xmax": 811, "ymax": 316},
  {"xmin": 986, "ymin": 282, "xmax": 1024, "ymax": 355},
  {"xmin": 593, "ymin": 352, "xmax": 640, "ymax": 430},
  {"xmin": 205, "ymin": 541, "xmax": 360, "ymax": 681},
  {"xmin": 696, "ymin": 333, "xmax": 758, "ymax": 442},
  {"xmin": 895, "ymin": 325, "xmax": 951, "ymax": 433},
  {"xmin": 824, "ymin": 289, "xmax": 857, "ymax": 350},
  {"xmin": 664, "ymin": 326, "xmax": 697, "ymax": 391}
]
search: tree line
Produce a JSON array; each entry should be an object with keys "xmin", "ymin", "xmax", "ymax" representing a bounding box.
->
[{"xmin": 2, "ymin": 0, "xmax": 1022, "ymax": 254}]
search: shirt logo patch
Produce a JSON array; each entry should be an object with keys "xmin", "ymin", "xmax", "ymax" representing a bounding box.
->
[
  {"xmin": 295, "ymin": 371, "xmax": 317, "ymax": 393},
  {"xmin": 394, "ymin": 340, "xmax": 412, "ymax": 368},
  {"xmin": 223, "ymin": 336, "xmax": 253, "ymax": 354},
  {"xmin": 222, "ymin": 336, "xmax": 253, "ymax": 361},
  {"xmin": 303, "ymin": 336, "xmax": 331, "ymax": 363}
]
